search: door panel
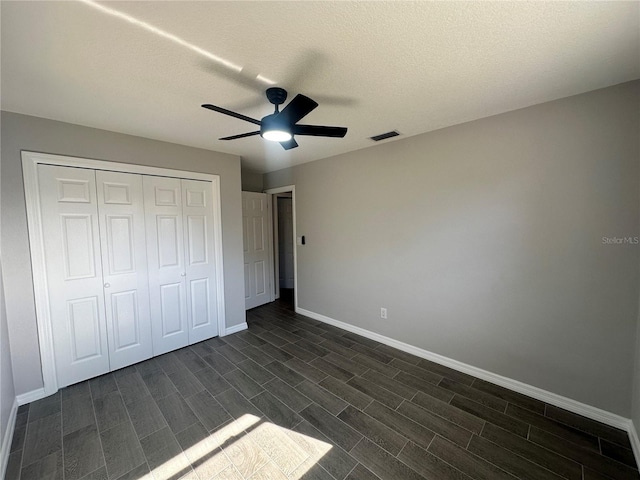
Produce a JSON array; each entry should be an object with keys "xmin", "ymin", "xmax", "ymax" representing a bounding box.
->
[
  {"xmin": 97, "ymin": 171, "xmax": 153, "ymax": 370},
  {"xmin": 242, "ymin": 192, "xmax": 272, "ymax": 310},
  {"xmin": 144, "ymin": 176, "xmax": 189, "ymax": 354},
  {"xmin": 38, "ymin": 164, "xmax": 109, "ymax": 387},
  {"xmin": 182, "ymin": 179, "xmax": 218, "ymax": 343}
]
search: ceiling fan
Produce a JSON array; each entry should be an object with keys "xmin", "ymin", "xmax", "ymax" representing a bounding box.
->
[{"xmin": 202, "ymin": 87, "xmax": 347, "ymax": 150}]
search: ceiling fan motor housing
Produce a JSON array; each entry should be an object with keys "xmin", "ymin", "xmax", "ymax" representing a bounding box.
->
[{"xmin": 266, "ymin": 87, "xmax": 288, "ymax": 106}]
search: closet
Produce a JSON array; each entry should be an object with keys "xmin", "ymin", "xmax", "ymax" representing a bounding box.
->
[{"xmin": 36, "ymin": 163, "xmax": 220, "ymax": 388}]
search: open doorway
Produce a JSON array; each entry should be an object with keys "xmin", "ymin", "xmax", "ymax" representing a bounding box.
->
[{"xmin": 265, "ymin": 186, "xmax": 297, "ymax": 311}]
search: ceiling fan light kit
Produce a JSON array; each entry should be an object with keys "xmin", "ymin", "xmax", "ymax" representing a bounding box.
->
[{"xmin": 202, "ymin": 87, "xmax": 347, "ymax": 150}]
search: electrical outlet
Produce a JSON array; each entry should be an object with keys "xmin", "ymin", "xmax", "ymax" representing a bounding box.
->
[{"xmin": 380, "ymin": 307, "xmax": 387, "ymax": 319}]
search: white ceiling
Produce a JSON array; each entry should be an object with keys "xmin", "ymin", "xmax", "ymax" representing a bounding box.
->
[{"xmin": 2, "ymin": 1, "xmax": 639, "ymax": 173}]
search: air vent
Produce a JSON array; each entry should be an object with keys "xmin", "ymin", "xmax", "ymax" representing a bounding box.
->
[{"xmin": 370, "ymin": 130, "xmax": 400, "ymax": 142}]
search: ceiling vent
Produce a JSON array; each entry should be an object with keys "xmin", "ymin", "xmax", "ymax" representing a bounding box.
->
[{"xmin": 370, "ymin": 130, "xmax": 400, "ymax": 142}]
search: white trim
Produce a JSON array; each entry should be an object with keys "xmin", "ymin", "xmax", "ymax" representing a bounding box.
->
[
  {"xmin": 224, "ymin": 322, "xmax": 248, "ymax": 335},
  {"xmin": 264, "ymin": 186, "xmax": 297, "ymax": 310},
  {"xmin": 296, "ymin": 307, "xmax": 634, "ymax": 433},
  {"xmin": 0, "ymin": 398, "xmax": 18, "ymax": 479},
  {"xmin": 629, "ymin": 421, "xmax": 640, "ymax": 469},
  {"xmin": 16, "ymin": 388, "xmax": 47, "ymax": 406},
  {"xmin": 22, "ymin": 151, "xmax": 226, "ymax": 396}
]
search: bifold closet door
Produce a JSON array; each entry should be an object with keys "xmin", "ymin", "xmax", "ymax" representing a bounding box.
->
[
  {"xmin": 143, "ymin": 176, "xmax": 189, "ymax": 354},
  {"xmin": 96, "ymin": 171, "xmax": 153, "ymax": 370},
  {"xmin": 38, "ymin": 164, "xmax": 109, "ymax": 387},
  {"xmin": 182, "ymin": 179, "xmax": 219, "ymax": 343}
]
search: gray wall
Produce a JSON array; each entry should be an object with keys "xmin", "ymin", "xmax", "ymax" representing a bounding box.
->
[
  {"xmin": 1, "ymin": 111, "xmax": 246, "ymax": 396},
  {"xmin": 634, "ymin": 312, "xmax": 640, "ymax": 430},
  {"xmin": 265, "ymin": 81, "xmax": 640, "ymax": 416},
  {"xmin": 241, "ymin": 169, "xmax": 264, "ymax": 192},
  {"xmin": 1, "ymin": 259, "xmax": 16, "ymax": 470}
]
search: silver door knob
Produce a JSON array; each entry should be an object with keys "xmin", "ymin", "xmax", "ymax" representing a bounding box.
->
[
  {"xmin": 104, "ymin": 283, "xmax": 111, "ymax": 288},
  {"xmin": 180, "ymin": 273, "xmax": 186, "ymax": 277}
]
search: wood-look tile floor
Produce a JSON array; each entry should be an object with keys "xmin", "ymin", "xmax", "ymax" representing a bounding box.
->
[{"xmin": 6, "ymin": 299, "xmax": 639, "ymax": 480}]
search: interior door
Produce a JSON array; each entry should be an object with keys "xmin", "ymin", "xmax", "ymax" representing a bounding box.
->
[
  {"xmin": 242, "ymin": 192, "xmax": 272, "ymax": 309},
  {"xmin": 182, "ymin": 179, "xmax": 218, "ymax": 343},
  {"xmin": 96, "ymin": 171, "xmax": 153, "ymax": 370},
  {"xmin": 143, "ymin": 176, "xmax": 189, "ymax": 355},
  {"xmin": 38, "ymin": 164, "xmax": 109, "ymax": 387}
]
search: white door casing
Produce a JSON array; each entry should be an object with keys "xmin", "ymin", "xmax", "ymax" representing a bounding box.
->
[
  {"xmin": 143, "ymin": 175, "xmax": 189, "ymax": 355},
  {"xmin": 37, "ymin": 164, "xmax": 110, "ymax": 387},
  {"xmin": 182, "ymin": 179, "xmax": 219, "ymax": 343},
  {"xmin": 242, "ymin": 192, "xmax": 272, "ymax": 310},
  {"xmin": 96, "ymin": 171, "xmax": 153, "ymax": 370}
]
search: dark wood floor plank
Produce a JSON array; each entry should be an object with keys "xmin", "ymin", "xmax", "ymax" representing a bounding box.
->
[
  {"xmin": 318, "ymin": 340, "xmax": 359, "ymax": 359},
  {"xmin": 193, "ymin": 366, "xmax": 233, "ymax": 395},
  {"xmin": 481, "ymin": 423, "xmax": 582, "ymax": 480},
  {"xmin": 374, "ymin": 344, "xmax": 422, "ymax": 365},
  {"xmin": 417, "ymin": 359, "xmax": 475, "ymax": 386},
  {"xmin": 364, "ymin": 401, "xmax": 435, "ymax": 450},
  {"xmin": 139, "ymin": 425, "xmax": 193, "ymax": 479},
  {"xmin": 529, "ymin": 427, "xmax": 640, "ymax": 480},
  {"xmin": 21, "ymin": 450, "xmax": 63, "ymax": 480},
  {"xmin": 240, "ymin": 345, "xmax": 276, "ymax": 366},
  {"xmin": 545, "ymin": 405, "xmax": 632, "ymax": 448},
  {"xmin": 22, "ymin": 412, "xmax": 62, "ymax": 467},
  {"xmin": 100, "ymin": 421, "xmax": 145, "ymax": 480},
  {"xmin": 93, "ymin": 391, "xmax": 128, "ymax": 433},
  {"xmin": 115, "ymin": 372, "xmax": 150, "ymax": 406},
  {"xmin": 224, "ymin": 368, "xmax": 264, "ymax": 398},
  {"xmin": 280, "ymin": 342, "xmax": 319, "ymax": 362},
  {"xmin": 361, "ymin": 369, "xmax": 417, "ymax": 399},
  {"xmin": 311, "ymin": 357, "xmax": 356, "ymax": 382},
  {"xmin": 62, "ymin": 393, "xmax": 95, "ymax": 435},
  {"xmin": 506, "ymin": 404, "xmax": 600, "ymax": 451},
  {"xmin": 439, "ymin": 378, "xmax": 507, "ymax": 411},
  {"xmin": 251, "ymin": 391, "xmax": 302, "ymax": 429},
  {"xmin": 300, "ymin": 403, "xmax": 363, "ymax": 451},
  {"xmin": 292, "ymin": 420, "xmax": 359, "ymax": 480},
  {"xmin": 450, "ymin": 395, "xmax": 529, "ymax": 437},
  {"xmin": 140, "ymin": 371, "xmax": 177, "ymax": 399},
  {"xmin": 285, "ymin": 358, "xmax": 328, "ymax": 383},
  {"xmin": 600, "ymin": 438, "xmax": 638, "ymax": 468},
  {"xmin": 411, "ymin": 391, "xmax": 485, "ymax": 435},
  {"xmin": 215, "ymin": 387, "xmax": 264, "ymax": 420},
  {"xmin": 345, "ymin": 463, "xmax": 382, "ymax": 480},
  {"xmin": 390, "ymin": 359, "xmax": 442, "ymax": 385},
  {"xmin": 264, "ymin": 378, "xmax": 313, "ymax": 412},
  {"xmin": 155, "ymin": 391, "xmax": 200, "ymax": 434},
  {"xmin": 167, "ymin": 367, "xmax": 206, "ymax": 398},
  {"xmin": 236, "ymin": 359, "xmax": 276, "ymax": 385},
  {"xmin": 428, "ymin": 436, "xmax": 516, "ymax": 480},
  {"xmin": 264, "ymin": 360, "xmax": 306, "ymax": 386},
  {"xmin": 203, "ymin": 351, "xmax": 237, "ymax": 376},
  {"xmin": 185, "ymin": 390, "xmax": 232, "ymax": 432},
  {"xmin": 347, "ymin": 376, "xmax": 403, "ymax": 409},
  {"xmin": 258, "ymin": 342, "xmax": 295, "ymax": 362},
  {"xmin": 472, "ymin": 379, "xmax": 546, "ymax": 414},
  {"xmin": 63, "ymin": 424, "xmax": 104, "ymax": 480},
  {"xmin": 352, "ymin": 354, "xmax": 400, "ymax": 378},
  {"xmin": 294, "ymin": 339, "xmax": 330, "ymax": 358},
  {"xmin": 125, "ymin": 395, "xmax": 167, "ymax": 439},
  {"xmin": 350, "ymin": 437, "xmax": 426, "ymax": 480},
  {"xmin": 324, "ymin": 353, "xmax": 369, "ymax": 376},
  {"xmin": 397, "ymin": 400, "xmax": 472, "ymax": 447},
  {"xmin": 395, "ymin": 371, "xmax": 455, "ymax": 403},
  {"xmin": 319, "ymin": 376, "xmax": 373, "ymax": 410},
  {"xmin": 399, "ymin": 441, "xmax": 474, "ymax": 480},
  {"xmin": 467, "ymin": 434, "xmax": 566, "ymax": 480},
  {"xmin": 295, "ymin": 380, "xmax": 348, "ymax": 415},
  {"xmin": 337, "ymin": 406, "xmax": 407, "ymax": 455}
]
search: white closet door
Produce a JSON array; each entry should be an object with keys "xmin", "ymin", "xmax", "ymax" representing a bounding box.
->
[
  {"xmin": 96, "ymin": 171, "xmax": 153, "ymax": 370},
  {"xmin": 182, "ymin": 179, "xmax": 218, "ymax": 343},
  {"xmin": 38, "ymin": 164, "xmax": 109, "ymax": 387},
  {"xmin": 143, "ymin": 176, "xmax": 189, "ymax": 355}
]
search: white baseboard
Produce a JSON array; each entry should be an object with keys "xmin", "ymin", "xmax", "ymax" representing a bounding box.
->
[
  {"xmin": 0, "ymin": 398, "xmax": 18, "ymax": 479},
  {"xmin": 224, "ymin": 322, "xmax": 248, "ymax": 336},
  {"xmin": 296, "ymin": 307, "xmax": 632, "ymax": 432},
  {"xmin": 16, "ymin": 387, "xmax": 46, "ymax": 406}
]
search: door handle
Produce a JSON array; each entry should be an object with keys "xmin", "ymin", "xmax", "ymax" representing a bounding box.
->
[
  {"xmin": 104, "ymin": 283, "xmax": 111, "ymax": 288},
  {"xmin": 180, "ymin": 273, "xmax": 186, "ymax": 277}
]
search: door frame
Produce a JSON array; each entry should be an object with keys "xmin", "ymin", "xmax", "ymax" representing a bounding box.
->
[
  {"xmin": 22, "ymin": 150, "xmax": 227, "ymax": 397},
  {"xmin": 264, "ymin": 186, "xmax": 297, "ymax": 310}
]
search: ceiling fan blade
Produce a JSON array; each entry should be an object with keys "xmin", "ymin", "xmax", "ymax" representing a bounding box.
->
[
  {"xmin": 280, "ymin": 138, "xmax": 299, "ymax": 150},
  {"xmin": 293, "ymin": 125, "xmax": 347, "ymax": 138},
  {"xmin": 219, "ymin": 131, "xmax": 260, "ymax": 141},
  {"xmin": 278, "ymin": 94, "xmax": 318, "ymax": 125},
  {"xmin": 202, "ymin": 104, "xmax": 261, "ymax": 126}
]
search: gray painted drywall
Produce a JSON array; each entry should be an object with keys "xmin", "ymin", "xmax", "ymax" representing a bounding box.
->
[
  {"xmin": 265, "ymin": 81, "xmax": 640, "ymax": 416},
  {"xmin": 1, "ymin": 259, "xmax": 16, "ymax": 471},
  {"xmin": 241, "ymin": 169, "xmax": 264, "ymax": 192},
  {"xmin": 1, "ymin": 111, "xmax": 246, "ymax": 396},
  {"xmin": 634, "ymin": 316, "xmax": 640, "ymax": 432}
]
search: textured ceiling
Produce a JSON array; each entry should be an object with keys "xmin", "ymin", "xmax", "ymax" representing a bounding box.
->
[{"xmin": 2, "ymin": 1, "xmax": 639, "ymax": 173}]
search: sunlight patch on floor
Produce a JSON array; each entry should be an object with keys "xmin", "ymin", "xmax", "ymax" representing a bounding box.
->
[{"xmin": 148, "ymin": 414, "xmax": 333, "ymax": 479}]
